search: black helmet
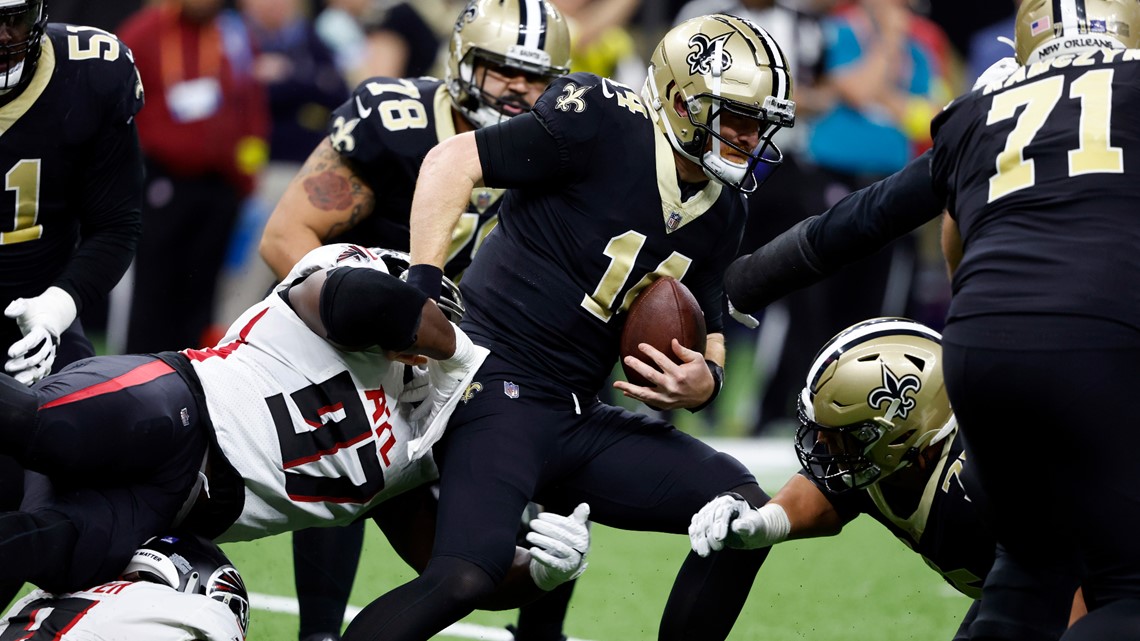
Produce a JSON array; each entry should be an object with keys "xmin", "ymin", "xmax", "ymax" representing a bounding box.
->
[{"xmin": 123, "ymin": 532, "xmax": 251, "ymax": 639}]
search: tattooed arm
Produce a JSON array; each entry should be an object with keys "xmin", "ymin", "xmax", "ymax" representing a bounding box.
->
[{"xmin": 259, "ymin": 138, "xmax": 378, "ymax": 280}]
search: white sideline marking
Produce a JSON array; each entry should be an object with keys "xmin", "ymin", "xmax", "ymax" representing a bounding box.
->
[{"xmin": 247, "ymin": 439, "xmax": 801, "ymax": 640}]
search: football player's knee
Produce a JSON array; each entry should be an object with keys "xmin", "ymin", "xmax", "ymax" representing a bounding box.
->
[
  {"xmin": 321, "ymin": 267, "xmax": 428, "ymax": 352},
  {"xmin": 0, "ymin": 373, "xmax": 39, "ymax": 453},
  {"xmin": 421, "ymin": 557, "xmax": 497, "ymax": 605}
]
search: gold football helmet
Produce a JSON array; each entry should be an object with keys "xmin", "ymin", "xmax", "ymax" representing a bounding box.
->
[
  {"xmin": 643, "ymin": 13, "xmax": 796, "ymax": 193},
  {"xmin": 796, "ymin": 318, "xmax": 957, "ymax": 493},
  {"xmin": 1015, "ymin": 0, "xmax": 1140, "ymax": 64},
  {"xmin": 446, "ymin": 0, "xmax": 571, "ymax": 129}
]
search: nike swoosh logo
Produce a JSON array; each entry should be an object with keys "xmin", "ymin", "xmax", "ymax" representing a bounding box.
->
[{"xmin": 355, "ymin": 95, "xmax": 372, "ymax": 119}]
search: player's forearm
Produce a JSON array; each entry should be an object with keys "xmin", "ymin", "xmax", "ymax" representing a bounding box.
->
[
  {"xmin": 771, "ymin": 474, "xmax": 845, "ymax": 540},
  {"xmin": 410, "ymin": 133, "xmax": 484, "ymax": 268},
  {"xmin": 703, "ymin": 332, "xmax": 725, "ymax": 369},
  {"xmin": 259, "ymin": 210, "xmax": 325, "ymax": 280}
]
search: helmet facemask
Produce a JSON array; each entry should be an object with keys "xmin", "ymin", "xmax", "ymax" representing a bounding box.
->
[
  {"xmin": 0, "ymin": 0, "xmax": 47, "ymax": 95},
  {"xmin": 446, "ymin": 0, "xmax": 571, "ymax": 130},
  {"xmin": 376, "ymin": 248, "xmax": 467, "ymax": 323},
  {"xmin": 678, "ymin": 91, "xmax": 793, "ymax": 193},
  {"xmin": 452, "ymin": 46, "xmax": 565, "ymax": 129}
]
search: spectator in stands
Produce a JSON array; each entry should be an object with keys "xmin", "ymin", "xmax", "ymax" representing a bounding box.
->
[{"xmin": 118, "ymin": 0, "xmax": 270, "ymax": 353}]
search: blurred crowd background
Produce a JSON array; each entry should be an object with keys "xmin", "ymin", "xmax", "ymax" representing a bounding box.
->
[{"xmin": 55, "ymin": 0, "xmax": 1019, "ymax": 436}]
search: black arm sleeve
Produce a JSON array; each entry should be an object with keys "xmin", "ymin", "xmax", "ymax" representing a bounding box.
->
[
  {"xmin": 474, "ymin": 112, "xmax": 567, "ymax": 188},
  {"xmin": 53, "ymin": 121, "xmax": 144, "ymax": 314},
  {"xmin": 724, "ymin": 150, "xmax": 945, "ymax": 313},
  {"xmin": 320, "ymin": 267, "xmax": 427, "ymax": 352}
]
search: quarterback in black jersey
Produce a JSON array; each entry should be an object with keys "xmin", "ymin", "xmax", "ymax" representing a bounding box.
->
[
  {"xmin": 345, "ymin": 14, "xmax": 797, "ymax": 641},
  {"xmin": 0, "ymin": 2, "xmax": 144, "ymax": 387},
  {"xmin": 258, "ymin": 3, "xmax": 575, "ymax": 640},
  {"xmin": 690, "ymin": 318, "xmax": 1086, "ymax": 640}
]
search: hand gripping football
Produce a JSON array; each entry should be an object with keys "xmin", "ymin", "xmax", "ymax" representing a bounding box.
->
[{"xmin": 620, "ymin": 277, "xmax": 707, "ymax": 387}]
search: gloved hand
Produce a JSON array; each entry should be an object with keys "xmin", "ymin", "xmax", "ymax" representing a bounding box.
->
[
  {"xmin": 397, "ymin": 364, "xmax": 430, "ymax": 405},
  {"xmin": 728, "ymin": 298, "xmax": 759, "ymax": 329},
  {"xmin": 405, "ymin": 323, "xmax": 489, "ymax": 460},
  {"xmin": 527, "ymin": 503, "xmax": 590, "ymax": 591},
  {"xmin": 973, "ymin": 56, "xmax": 1020, "ymax": 91},
  {"xmin": 4, "ymin": 286, "xmax": 77, "ymax": 385},
  {"xmin": 689, "ymin": 493, "xmax": 790, "ymax": 557}
]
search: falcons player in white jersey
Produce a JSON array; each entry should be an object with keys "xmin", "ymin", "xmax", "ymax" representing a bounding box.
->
[
  {"xmin": 0, "ymin": 532, "xmax": 248, "ymax": 641},
  {"xmin": 0, "ymin": 244, "xmax": 589, "ymax": 603}
]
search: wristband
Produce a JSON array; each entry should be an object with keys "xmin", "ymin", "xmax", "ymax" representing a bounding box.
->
[
  {"xmin": 688, "ymin": 361, "xmax": 724, "ymax": 413},
  {"xmin": 405, "ymin": 264, "xmax": 443, "ymax": 302}
]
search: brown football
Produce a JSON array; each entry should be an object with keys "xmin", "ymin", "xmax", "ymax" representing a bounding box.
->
[{"xmin": 620, "ymin": 276, "xmax": 707, "ymax": 387}]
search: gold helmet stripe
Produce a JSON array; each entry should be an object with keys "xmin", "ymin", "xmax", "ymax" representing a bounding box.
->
[{"xmin": 518, "ymin": 0, "xmax": 548, "ymax": 50}]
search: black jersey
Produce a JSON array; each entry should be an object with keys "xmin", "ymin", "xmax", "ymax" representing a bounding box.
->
[
  {"xmin": 0, "ymin": 24, "xmax": 144, "ymax": 346},
  {"xmin": 807, "ymin": 430, "xmax": 992, "ymax": 599},
  {"xmin": 931, "ymin": 49, "xmax": 1140, "ymax": 333},
  {"xmin": 327, "ymin": 76, "xmax": 501, "ymax": 277},
  {"xmin": 462, "ymin": 72, "xmax": 747, "ymax": 396}
]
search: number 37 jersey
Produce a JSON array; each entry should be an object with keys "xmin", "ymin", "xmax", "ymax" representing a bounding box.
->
[
  {"xmin": 932, "ymin": 49, "xmax": 1140, "ymax": 331},
  {"xmin": 184, "ymin": 292, "xmax": 437, "ymax": 543}
]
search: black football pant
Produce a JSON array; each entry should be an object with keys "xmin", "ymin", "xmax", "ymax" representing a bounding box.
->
[
  {"xmin": 943, "ymin": 316, "xmax": 1140, "ymax": 640},
  {"xmin": 0, "ymin": 355, "xmax": 206, "ymax": 592},
  {"xmin": 341, "ymin": 353, "xmax": 769, "ymax": 641}
]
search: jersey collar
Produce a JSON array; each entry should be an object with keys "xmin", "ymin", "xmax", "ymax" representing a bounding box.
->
[
  {"xmin": 867, "ymin": 427, "xmax": 958, "ymax": 542},
  {"xmin": 0, "ymin": 36, "xmax": 54, "ymax": 137},
  {"xmin": 434, "ymin": 83, "xmax": 457, "ymax": 142},
  {"xmin": 650, "ymin": 107, "xmax": 722, "ymax": 234}
]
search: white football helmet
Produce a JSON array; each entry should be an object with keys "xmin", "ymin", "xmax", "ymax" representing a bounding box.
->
[{"xmin": 643, "ymin": 13, "xmax": 796, "ymax": 192}]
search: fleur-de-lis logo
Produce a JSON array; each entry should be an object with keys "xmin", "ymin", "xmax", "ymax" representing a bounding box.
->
[
  {"xmin": 455, "ymin": 0, "xmax": 477, "ymax": 30},
  {"xmin": 329, "ymin": 115, "xmax": 360, "ymax": 153},
  {"xmin": 867, "ymin": 365, "xmax": 922, "ymax": 420},
  {"xmin": 461, "ymin": 381, "xmax": 483, "ymax": 404},
  {"xmin": 686, "ymin": 32, "xmax": 734, "ymax": 76},
  {"xmin": 555, "ymin": 83, "xmax": 592, "ymax": 113}
]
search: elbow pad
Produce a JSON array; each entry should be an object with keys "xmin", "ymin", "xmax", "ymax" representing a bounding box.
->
[
  {"xmin": 320, "ymin": 267, "xmax": 427, "ymax": 352},
  {"xmin": 723, "ymin": 217, "xmax": 825, "ymax": 313}
]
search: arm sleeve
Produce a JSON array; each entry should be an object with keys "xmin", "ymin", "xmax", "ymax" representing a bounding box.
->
[
  {"xmin": 54, "ymin": 120, "xmax": 144, "ymax": 315},
  {"xmin": 724, "ymin": 150, "xmax": 943, "ymax": 313},
  {"xmin": 474, "ymin": 112, "xmax": 567, "ymax": 188}
]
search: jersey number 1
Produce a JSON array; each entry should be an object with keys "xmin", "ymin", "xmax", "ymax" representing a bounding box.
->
[
  {"xmin": 0, "ymin": 159, "xmax": 42, "ymax": 246},
  {"xmin": 580, "ymin": 231, "xmax": 692, "ymax": 322},
  {"xmin": 987, "ymin": 69, "xmax": 1122, "ymax": 202}
]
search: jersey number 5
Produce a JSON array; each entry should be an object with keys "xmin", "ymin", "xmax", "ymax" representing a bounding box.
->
[{"xmin": 987, "ymin": 68, "xmax": 1122, "ymax": 203}]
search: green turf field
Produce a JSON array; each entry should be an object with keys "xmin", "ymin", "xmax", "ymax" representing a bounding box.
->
[{"xmin": 223, "ymin": 459, "xmax": 973, "ymax": 641}]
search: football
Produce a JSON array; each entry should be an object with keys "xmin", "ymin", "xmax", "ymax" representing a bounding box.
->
[{"xmin": 620, "ymin": 276, "xmax": 707, "ymax": 387}]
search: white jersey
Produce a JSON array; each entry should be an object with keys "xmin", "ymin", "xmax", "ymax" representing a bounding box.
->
[
  {"xmin": 185, "ymin": 290, "xmax": 438, "ymax": 542},
  {"xmin": 0, "ymin": 582, "xmax": 242, "ymax": 641}
]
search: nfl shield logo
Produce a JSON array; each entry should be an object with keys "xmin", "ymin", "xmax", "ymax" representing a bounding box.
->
[
  {"xmin": 1031, "ymin": 16, "xmax": 1051, "ymax": 36},
  {"xmin": 1089, "ymin": 18, "xmax": 1107, "ymax": 33},
  {"xmin": 504, "ymin": 381, "xmax": 520, "ymax": 399},
  {"xmin": 666, "ymin": 211, "xmax": 683, "ymax": 231}
]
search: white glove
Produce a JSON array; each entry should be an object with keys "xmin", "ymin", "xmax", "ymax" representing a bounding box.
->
[
  {"xmin": 527, "ymin": 503, "xmax": 590, "ymax": 591},
  {"xmin": 973, "ymin": 56, "xmax": 1020, "ymax": 91},
  {"xmin": 405, "ymin": 323, "xmax": 489, "ymax": 461},
  {"xmin": 5, "ymin": 286, "xmax": 77, "ymax": 385},
  {"xmin": 397, "ymin": 364, "xmax": 430, "ymax": 405},
  {"xmin": 728, "ymin": 298, "xmax": 759, "ymax": 329},
  {"xmin": 689, "ymin": 494, "xmax": 790, "ymax": 557}
]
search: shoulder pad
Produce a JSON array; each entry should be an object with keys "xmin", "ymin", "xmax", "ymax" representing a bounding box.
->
[
  {"xmin": 533, "ymin": 72, "xmax": 650, "ymax": 142},
  {"xmin": 49, "ymin": 24, "xmax": 144, "ymax": 122}
]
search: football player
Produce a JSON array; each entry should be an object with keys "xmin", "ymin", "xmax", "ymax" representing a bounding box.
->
[
  {"xmin": 724, "ymin": 0, "xmax": 1140, "ymax": 637},
  {"xmin": 257, "ymin": 3, "xmax": 573, "ymax": 638},
  {"xmin": 689, "ymin": 318, "xmax": 1086, "ymax": 641},
  {"xmin": 0, "ymin": 532, "xmax": 250, "ymax": 641},
  {"xmin": 349, "ymin": 14, "xmax": 796, "ymax": 641},
  {"xmin": 0, "ymin": 243, "xmax": 590, "ymax": 614}
]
